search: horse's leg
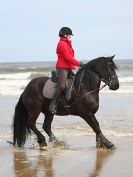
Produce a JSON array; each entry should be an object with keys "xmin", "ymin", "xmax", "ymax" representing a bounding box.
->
[
  {"xmin": 42, "ymin": 113, "xmax": 65, "ymax": 145},
  {"xmin": 28, "ymin": 111, "xmax": 47, "ymax": 150},
  {"xmin": 81, "ymin": 113, "xmax": 115, "ymax": 149}
]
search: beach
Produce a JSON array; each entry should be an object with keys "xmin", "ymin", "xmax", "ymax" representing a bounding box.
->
[{"xmin": 0, "ymin": 60, "xmax": 133, "ymax": 177}]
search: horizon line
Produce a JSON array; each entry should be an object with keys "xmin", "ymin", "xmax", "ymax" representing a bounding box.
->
[{"xmin": 0, "ymin": 58, "xmax": 133, "ymax": 63}]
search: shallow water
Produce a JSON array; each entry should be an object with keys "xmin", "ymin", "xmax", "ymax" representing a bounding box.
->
[
  {"xmin": 0, "ymin": 136, "xmax": 133, "ymax": 177},
  {"xmin": 0, "ymin": 94, "xmax": 133, "ymax": 140},
  {"xmin": 0, "ymin": 93, "xmax": 133, "ymax": 177}
]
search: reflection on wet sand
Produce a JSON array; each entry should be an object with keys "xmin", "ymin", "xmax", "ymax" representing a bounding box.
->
[
  {"xmin": 89, "ymin": 149, "xmax": 115, "ymax": 177},
  {"xmin": 13, "ymin": 149, "xmax": 54, "ymax": 177},
  {"xmin": 13, "ymin": 148, "xmax": 114, "ymax": 177}
]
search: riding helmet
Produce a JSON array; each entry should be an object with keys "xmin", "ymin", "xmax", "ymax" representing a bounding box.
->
[{"xmin": 59, "ymin": 27, "xmax": 73, "ymax": 37}]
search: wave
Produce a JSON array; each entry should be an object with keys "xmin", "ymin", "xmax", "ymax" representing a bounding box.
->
[
  {"xmin": 1, "ymin": 125, "xmax": 133, "ymax": 138},
  {"xmin": 118, "ymin": 65, "xmax": 133, "ymax": 71},
  {"xmin": 0, "ymin": 75, "xmax": 133, "ymax": 96},
  {"xmin": 0, "ymin": 71, "xmax": 133, "ymax": 81},
  {"xmin": 100, "ymin": 84, "xmax": 133, "ymax": 94},
  {"xmin": 54, "ymin": 129, "xmax": 133, "ymax": 137},
  {"xmin": 119, "ymin": 77, "xmax": 133, "ymax": 83},
  {"xmin": 0, "ymin": 67, "xmax": 54, "ymax": 74},
  {"xmin": 0, "ymin": 79, "xmax": 29, "ymax": 95},
  {"xmin": 52, "ymin": 124, "xmax": 133, "ymax": 137},
  {"xmin": 0, "ymin": 72, "xmax": 32, "ymax": 80},
  {"xmin": 0, "ymin": 72, "xmax": 51, "ymax": 80}
]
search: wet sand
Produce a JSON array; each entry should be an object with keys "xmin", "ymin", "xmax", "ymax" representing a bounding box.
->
[{"xmin": 0, "ymin": 135, "xmax": 133, "ymax": 177}]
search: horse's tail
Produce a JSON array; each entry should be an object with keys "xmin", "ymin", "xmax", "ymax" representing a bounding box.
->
[{"xmin": 13, "ymin": 94, "xmax": 31, "ymax": 147}]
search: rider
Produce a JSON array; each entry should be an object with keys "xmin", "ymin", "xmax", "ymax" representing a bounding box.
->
[{"xmin": 49, "ymin": 27, "xmax": 84, "ymax": 114}]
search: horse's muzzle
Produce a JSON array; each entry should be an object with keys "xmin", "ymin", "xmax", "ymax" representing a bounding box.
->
[{"xmin": 109, "ymin": 78, "xmax": 119, "ymax": 90}]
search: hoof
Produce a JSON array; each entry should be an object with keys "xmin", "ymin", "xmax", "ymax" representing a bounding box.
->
[
  {"xmin": 107, "ymin": 143, "xmax": 116, "ymax": 150},
  {"xmin": 96, "ymin": 133, "xmax": 115, "ymax": 150},
  {"xmin": 96, "ymin": 142, "xmax": 115, "ymax": 150},
  {"xmin": 40, "ymin": 146, "xmax": 48, "ymax": 151}
]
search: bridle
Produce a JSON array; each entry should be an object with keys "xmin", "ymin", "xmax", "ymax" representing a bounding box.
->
[
  {"xmin": 106, "ymin": 61, "xmax": 118, "ymax": 83},
  {"xmin": 84, "ymin": 67, "xmax": 110, "ymax": 85},
  {"xmin": 84, "ymin": 60, "xmax": 117, "ymax": 86},
  {"xmin": 64, "ymin": 61, "xmax": 116, "ymax": 108},
  {"xmin": 78, "ymin": 61, "xmax": 112, "ymax": 89}
]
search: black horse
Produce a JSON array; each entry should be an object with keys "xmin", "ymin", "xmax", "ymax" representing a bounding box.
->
[{"xmin": 13, "ymin": 56, "xmax": 119, "ymax": 150}]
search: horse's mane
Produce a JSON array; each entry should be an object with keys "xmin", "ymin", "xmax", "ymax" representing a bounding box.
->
[{"xmin": 86, "ymin": 56, "xmax": 118, "ymax": 70}]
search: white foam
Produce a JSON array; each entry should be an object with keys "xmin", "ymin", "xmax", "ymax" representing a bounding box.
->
[
  {"xmin": 0, "ymin": 79, "xmax": 30, "ymax": 95},
  {"xmin": 119, "ymin": 76, "xmax": 133, "ymax": 83},
  {"xmin": 52, "ymin": 125, "xmax": 133, "ymax": 137},
  {"xmin": 100, "ymin": 83, "xmax": 133, "ymax": 94},
  {"xmin": 0, "ymin": 72, "xmax": 31, "ymax": 80},
  {"xmin": 0, "ymin": 72, "xmax": 133, "ymax": 95}
]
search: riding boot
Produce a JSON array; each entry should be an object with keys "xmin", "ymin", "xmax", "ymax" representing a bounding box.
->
[{"xmin": 49, "ymin": 89, "xmax": 62, "ymax": 114}]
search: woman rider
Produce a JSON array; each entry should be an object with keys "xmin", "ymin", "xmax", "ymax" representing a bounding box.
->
[{"xmin": 49, "ymin": 27, "xmax": 84, "ymax": 114}]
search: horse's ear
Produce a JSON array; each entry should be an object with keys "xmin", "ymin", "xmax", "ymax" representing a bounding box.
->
[{"xmin": 110, "ymin": 55, "xmax": 115, "ymax": 60}]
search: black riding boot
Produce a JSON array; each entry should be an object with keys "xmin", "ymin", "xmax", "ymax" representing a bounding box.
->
[{"xmin": 49, "ymin": 89, "xmax": 62, "ymax": 114}]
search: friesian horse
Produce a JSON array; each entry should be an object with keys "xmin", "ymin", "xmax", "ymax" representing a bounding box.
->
[{"xmin": 13, "ymin": 56, "xmax": 119, "ymax": 149}]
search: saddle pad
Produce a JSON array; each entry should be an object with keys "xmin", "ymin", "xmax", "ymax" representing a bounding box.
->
[
  {"xmin": 43, "ymin": 78, "xmax": 74, "ymax": 101},
  {"xmin": 43, "ymin": 79, "xmax": 57, "ymax": 99}
]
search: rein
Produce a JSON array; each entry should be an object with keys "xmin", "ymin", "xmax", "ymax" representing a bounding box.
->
[
  {"xmin": 64, "ymin": 66, "xmax": 109, "ymax": 108},
  {"xmin": 64, "ymin": 83, "xmax": 107, "ymax": 108}
]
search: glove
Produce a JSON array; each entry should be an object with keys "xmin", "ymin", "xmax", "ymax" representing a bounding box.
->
[{"xmin": 79, "ymin": 62, "xmax": 85, "ymax": 69}]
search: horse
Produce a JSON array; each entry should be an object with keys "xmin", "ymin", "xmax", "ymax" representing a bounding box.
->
[{"xmin": 13, "ymin": 56, "xmax": 119, "ymax": 150}]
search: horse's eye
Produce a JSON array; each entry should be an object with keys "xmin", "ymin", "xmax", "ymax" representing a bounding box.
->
[{"xmin": 107, "ymin": 62, "xmax": 114, "ymax": 71}]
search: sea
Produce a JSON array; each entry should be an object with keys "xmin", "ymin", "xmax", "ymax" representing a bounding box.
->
[
  {"xmin": 0, "ymin": 60, "xmax": 133, "ymax": 96},
  {"xmin": 0, "ymin": 59, "xmax": 133, "ymax": 144}
]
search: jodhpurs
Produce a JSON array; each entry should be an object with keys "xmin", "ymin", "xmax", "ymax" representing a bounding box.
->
[{"xmin": 51, "ymin": 68, "xmax": 71, "ymax": 101}]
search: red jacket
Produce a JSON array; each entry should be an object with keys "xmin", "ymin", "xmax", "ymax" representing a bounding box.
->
[{"xmin": 56, "ymin": 37, "xmax": 80, "ymax": 70}]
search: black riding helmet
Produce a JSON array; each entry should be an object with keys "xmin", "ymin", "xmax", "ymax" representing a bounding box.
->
[{"xmin": 59, "ymin": 27, "xmax": 73, "ymax": 37}]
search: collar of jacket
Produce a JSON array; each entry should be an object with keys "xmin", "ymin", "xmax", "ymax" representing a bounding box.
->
[{"xmin": 60, "ymin": 37, "xmax": 72, "ymax": 45}]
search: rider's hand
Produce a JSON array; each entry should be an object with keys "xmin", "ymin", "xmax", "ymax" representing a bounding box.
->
[{"xmin": 79, "ymin": 62, "xmax": 85, "ymax": 69}]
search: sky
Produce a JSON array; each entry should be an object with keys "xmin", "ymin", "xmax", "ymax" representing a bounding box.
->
[{"xmin": 0, "ymin": 0, "xmax": 133, "ymax": 62}]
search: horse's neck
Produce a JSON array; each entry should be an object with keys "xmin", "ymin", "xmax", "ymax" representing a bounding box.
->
[{"xmin": 77, "ymin": 68, "xmax": 101, "ymax": 92}]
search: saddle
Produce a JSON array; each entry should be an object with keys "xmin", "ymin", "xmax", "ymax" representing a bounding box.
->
[{"xmin": 43, "ymin": 71, "xmax": 75, "ymax": 101}]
